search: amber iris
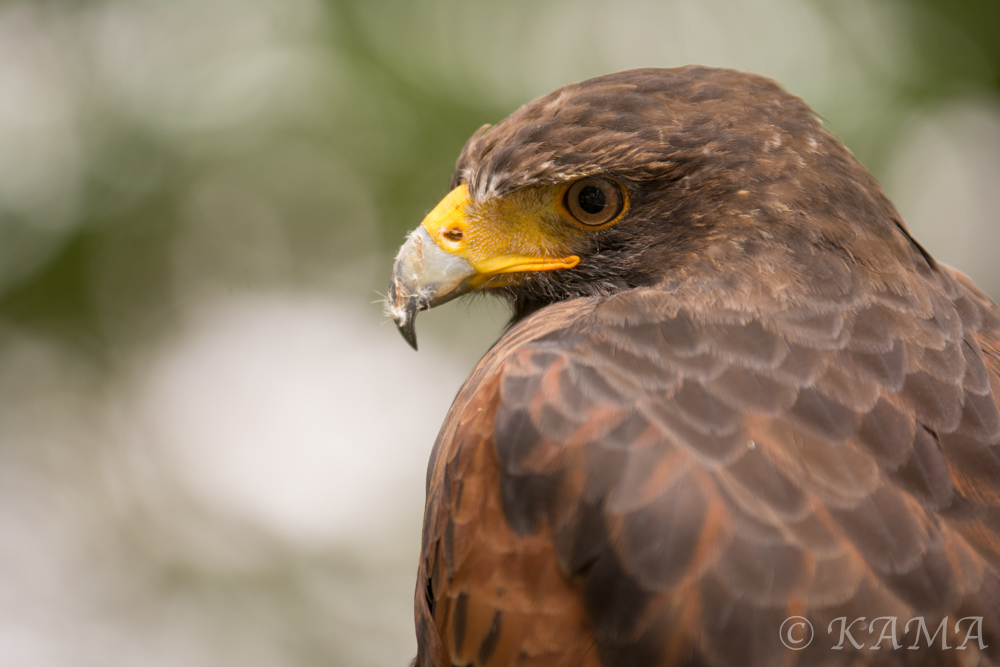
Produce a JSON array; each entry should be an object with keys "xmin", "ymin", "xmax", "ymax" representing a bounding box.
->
[{"xmin": 564, "ymin": 177, "xmax": 624, "ymax": 226}]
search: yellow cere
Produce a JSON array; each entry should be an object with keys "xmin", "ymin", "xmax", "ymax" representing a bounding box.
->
[{"xmin": 419, "ymin": 183, "xmax": 584, "ymax": 290}]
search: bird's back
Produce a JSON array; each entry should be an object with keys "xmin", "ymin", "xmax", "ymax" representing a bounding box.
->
[{"xmin": 415, "ymin": 259, "xmax": 1000, "ymax": 667}]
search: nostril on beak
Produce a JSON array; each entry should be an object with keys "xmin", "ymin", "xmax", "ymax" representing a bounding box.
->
[{"xmin": 443, "ymin": 228, "xmax": 463, "ymax": 242}]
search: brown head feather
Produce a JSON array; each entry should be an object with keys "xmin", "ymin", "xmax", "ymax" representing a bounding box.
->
[{"xmin": 452, "ymin": 66, "xmax": 927, "ymax": 322}]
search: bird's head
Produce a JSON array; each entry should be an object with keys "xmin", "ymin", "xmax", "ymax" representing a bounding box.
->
[{"xmin": 387, "ymin": 66, "xmax": 911, "ymax": 349}]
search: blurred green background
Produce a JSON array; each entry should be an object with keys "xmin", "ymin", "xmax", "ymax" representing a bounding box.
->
[{"xmin": 0, "ymin": 0, "xmax": 996, "ymax": 664}]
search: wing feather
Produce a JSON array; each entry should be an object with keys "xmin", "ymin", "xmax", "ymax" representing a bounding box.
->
[{"xmin": 415, "ymin": 268, "xmax": 1000, "ymax": 667}]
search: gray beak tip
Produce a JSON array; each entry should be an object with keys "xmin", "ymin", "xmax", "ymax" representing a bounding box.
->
[
  {"xmin": 387, "ymin": 226, "xmax": 476, "ymax": 351},
  {"xmin": 386, "ymin": 284, "xmax": 420, "ymax": 351},
  {"xmin": 398, "ymin": 322, "xmax": 418, "ymax": 351},
  {"xmin": 396, "ymin": 302, "xmax": 419, "ymax": 351}
]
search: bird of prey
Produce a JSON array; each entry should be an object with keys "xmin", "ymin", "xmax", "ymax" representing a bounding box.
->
[{"xmin": 386, "ymin": 67, "xmax": 1000, "ymax": 667}]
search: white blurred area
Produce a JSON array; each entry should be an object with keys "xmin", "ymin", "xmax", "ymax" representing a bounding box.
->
[
  {"xmin": 138, "ymin": 293, "xmax": 462, "ymax": 545},
  {"xmin": 884, "ymin": 98, "xmax": 1000, "ymax": 290},
  {"xmin": 0, "ymin": 0, "xmax": 996, "ymax": 665}
]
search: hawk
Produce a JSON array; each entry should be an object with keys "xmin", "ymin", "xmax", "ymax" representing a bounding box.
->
[{"xmin": 386, "ymin": 67, "xmax": 1000, "ymax": 667}]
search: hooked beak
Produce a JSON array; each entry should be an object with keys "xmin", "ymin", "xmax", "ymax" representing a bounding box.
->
[
  {"xmin": 386, "ymin": 183, "xmax": 580, "ymax": 350},
  {"xmin": 386, "ymin": 225, "xmax": 476, "ymax": 350}
]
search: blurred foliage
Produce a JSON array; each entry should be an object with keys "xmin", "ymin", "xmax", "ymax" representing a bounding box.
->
[
  {"xmin": 908, "ymin": 0, "xmax": 1000, "ymax": 93},
  {"xmin": 0, "ymin": 0, "xmax": 511, "ymax": 357}
]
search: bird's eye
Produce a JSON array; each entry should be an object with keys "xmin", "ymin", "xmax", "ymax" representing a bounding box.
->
[{"xmin": 564, "ymin": 177, "xmax": 624, "ymax": 226}]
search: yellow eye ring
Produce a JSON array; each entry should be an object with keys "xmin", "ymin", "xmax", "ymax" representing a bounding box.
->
[{"xmin": 562, "ymin": 177, "xmax": 627, "ymax": 227}]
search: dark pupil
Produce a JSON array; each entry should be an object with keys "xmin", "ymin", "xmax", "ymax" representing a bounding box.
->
[{"xmin": 577, "ymin": 185, "xmax": 606, "ymax": 215}]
